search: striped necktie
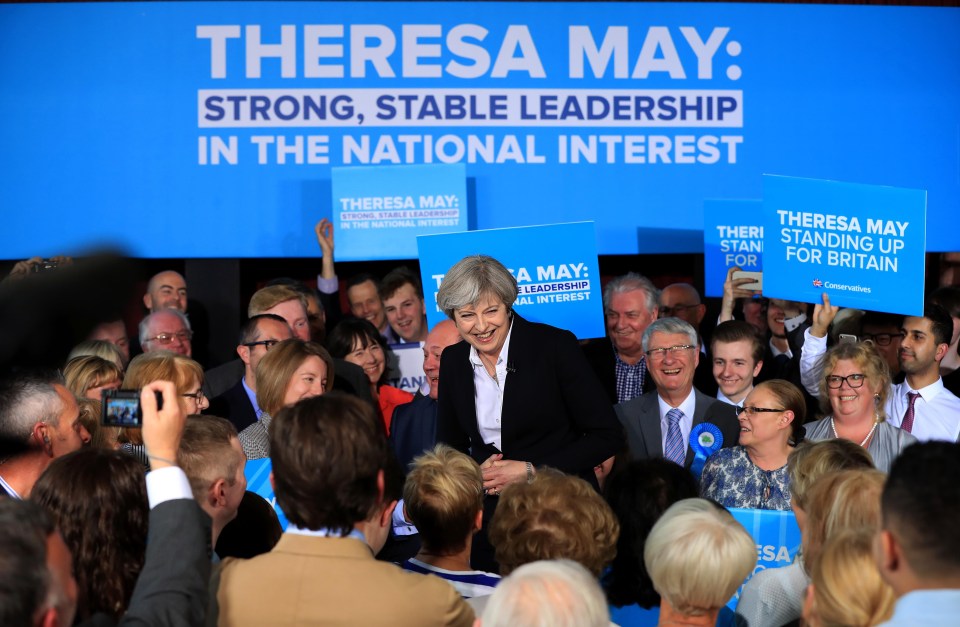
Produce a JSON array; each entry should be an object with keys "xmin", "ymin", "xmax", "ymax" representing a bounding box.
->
[{"xmin": 664, "ymin": 408, "xmax": 686, "ymax": 465}]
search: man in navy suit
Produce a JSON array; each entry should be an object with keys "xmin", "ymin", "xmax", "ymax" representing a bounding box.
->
[
  {"xmin": 207, "ymin": 314, "xmax": 293, "ymax": 432},
  {"xmin": 615, "ymin": 317, "xmax": 739, "ymax": 467}
]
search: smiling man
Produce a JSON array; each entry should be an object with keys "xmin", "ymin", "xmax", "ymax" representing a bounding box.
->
[
  {"xmin": 711, "ymin": 321, "xmax": 764, "ymax": 407},
  {"xmin": 143, "ymin": 270, "xmax": 188, "ymax": 313},
  {"xmin": 614, "ymin": 317, "xmax": 739, "ymax": 467},
  {"xmin": 347, "ymin": 273, "xmax": 399, "ymax": 344},
  {"xmin": 380, "ymin": 267, "xmax": 429, "ymax": 344}
]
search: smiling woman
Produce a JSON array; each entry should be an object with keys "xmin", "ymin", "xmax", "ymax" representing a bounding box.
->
[
  {"xmin": 435, "ymin": 254, "xmax": 622, "ymax": 572},
  {"xmin": 803, "ymin": 342, "xmax": 917, "ymax": 473}
]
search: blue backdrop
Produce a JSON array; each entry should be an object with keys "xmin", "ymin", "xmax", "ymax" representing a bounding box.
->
[{"xmin": 2, "ymin": 2, "xmax": 958, "ymax": 258}]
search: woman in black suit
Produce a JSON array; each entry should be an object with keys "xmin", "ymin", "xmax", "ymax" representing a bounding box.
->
[{"xmin": 436, "ymin": 254, "xmax": 622, "ymax": 496}]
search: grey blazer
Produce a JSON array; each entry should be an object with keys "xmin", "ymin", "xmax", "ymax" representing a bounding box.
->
[{"xmin": 614, "ymin": 389, "xmax": 740, "ymax": 467}]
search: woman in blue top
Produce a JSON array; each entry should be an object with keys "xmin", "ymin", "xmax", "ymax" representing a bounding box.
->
[{"xmin": 699, "ymin": 379, "xmax": 806, "ymax": 510}]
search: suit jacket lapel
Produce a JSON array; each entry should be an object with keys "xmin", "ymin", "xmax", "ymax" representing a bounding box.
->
[{"xmin": 639, "ymin": 394, "xmax": 663, "ymax": 460}]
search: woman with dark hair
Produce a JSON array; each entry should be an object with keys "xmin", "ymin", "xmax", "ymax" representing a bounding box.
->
[
  {"xmin": 699, "ymin": 379, "xmax": 807, "ymax": 510},
  {"xmin": 31, "ymin": 448, "xmax": 149, "ymax": 622},
  {"xmin": 603, "ymin": 459, "xmax": 699, "ymax": 626},
  {"xmin": 326, "ymin": 317, "xmax": 411, "ymax": 433}
]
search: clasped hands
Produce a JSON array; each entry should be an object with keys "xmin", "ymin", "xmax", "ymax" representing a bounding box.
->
[{"xmin": 480, "ymin": 454, "xmax": 529, "ymax": 496}]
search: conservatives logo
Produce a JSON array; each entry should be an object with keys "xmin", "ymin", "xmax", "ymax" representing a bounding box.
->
[{"xmin": 812, "ymin": 278, "xmax": 823, "ymax": 287}]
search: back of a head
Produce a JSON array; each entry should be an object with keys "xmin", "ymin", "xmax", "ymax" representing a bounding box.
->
[
  {"xmin": 788, "ymin": 439, "xmax": 875, "ymax": 510},
  {"xmin": 269, "ymin": 392, "xmax": 388, "ymax": 534},
  {"xmin": 402, "ymin": 444, "xmax": 483, "ymax": 555},
  {"xmin": 0, "ymin": 371, "xmax": 64, "ymax": 446},
  {"xmin": 881, "ymin": 441, "xmax": 960, "ymax": 580},
  {"xmin": 0, "ymin": 499, "xmax": 56, "ymax": 626},
  {"xmin": 810, "ymin": 529, "xmax": 894, "ymax": 627},
  {"xmin": 603, "ymin": 459, "xmax": 699, "ymax": 608},
  {"xmin": 802, "ymin": 468, "xmax": 886, "ymax": 576},
  {"xmin": 178, "ymin": 415, "xmax": 242, "ymax": 502},
  {"xmin": 644, "ymin": 498, "xmax": 756, "ymax": 617},
  {"xmin": 482, "ymin": 559, "xmax": 609, "ymax": 627},
  {"xmin": 488, "ymin": 468, "xmax": 619, "ymax": 577},
  {"xmin": 123, "ymin": 351, "xmax": 201, "ymax": 395},
  {"xmin": 248, "ymin": 284, "xmax": 305, "ymax": 317},
  {"xmin": 67, "ymin": 340, "xmax": 125, "ymax": 371},
  {"xmin": 31, "ymin": 447, "xmax": 148, "ymax": 620}
]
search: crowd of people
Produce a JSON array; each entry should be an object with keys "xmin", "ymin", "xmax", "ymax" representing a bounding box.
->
[{"xmin": 1, "ymin": 234, "xmax": 960, "ymax": 626}]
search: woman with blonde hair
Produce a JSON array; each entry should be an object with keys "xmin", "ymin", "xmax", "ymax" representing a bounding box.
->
[
  {"xmin": 64, "ymin": 355, "xmax": 123, "ymax": 401},
  {"xmin": 118, "ymin": 351, "xmax": 207, "ymax": 464},
  {"xmin": 803, "ymin": 529, "xmax": 895, "ymax": 627},
  {"xmin": 67, "ymin": 339, "xmax": 125, "ymax": 371},
  {"xmin": 805, "ymin": 342, "xmax": 916, "ymax": 472},
  {"xmin": 238, "ymin": 338, "xmax": 334, "ymax": 459}
]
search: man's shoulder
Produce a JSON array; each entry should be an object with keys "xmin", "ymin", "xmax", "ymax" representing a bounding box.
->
[{"xmin": 616, "ymin": 390, "xmax": 658, "ymax": 415}]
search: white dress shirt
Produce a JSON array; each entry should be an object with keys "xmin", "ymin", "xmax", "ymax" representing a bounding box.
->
[
  {"xmin": 658, "ymin": 389, "xmax": 697, "ymax": 458},
  {"xmin": 469, "ymin": 321, "xmax": 515, "ymax": 453},
  {"xmin": 717, "ymin": 389, "xmax": 747, "ymax": 408}
]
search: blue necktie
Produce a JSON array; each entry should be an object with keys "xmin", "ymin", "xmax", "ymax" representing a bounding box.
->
[{"xmin": 664, "ymin": 408, "xmax": 686, "ymax": 465}]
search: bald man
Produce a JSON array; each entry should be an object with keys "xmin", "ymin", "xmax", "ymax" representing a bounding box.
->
[
  {"xmin": 143, "ymin": 270, "xmax": 188, "ymax": 313},
  {"xmin": 389, "ymin": 320, "xmax": 462, "ymax": 470}
]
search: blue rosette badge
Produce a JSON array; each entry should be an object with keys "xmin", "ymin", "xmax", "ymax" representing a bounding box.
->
[{"xmin": 689, "ymin": 423, "xmax": 723, "ymax": 479}]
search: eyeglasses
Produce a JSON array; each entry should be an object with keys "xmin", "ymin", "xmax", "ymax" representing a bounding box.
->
[
  {"xmin": 243, "ymin": 339, "xmax": 280, "ymax": 351},
  {"xmin": 825, "ymin": 373, "xmax": 867, "ymax": 389},
  {"xmin": 644, "ymin": 344, "xmax": 696, "ymax": 360},
  {"xmin": 659, "ymin": 304, "xmax": 700, "ymax": 317},
  {"xmin": 861, "ymin": 333, "xmax": 897, "ymax": 346},
  {"xmin": 182, "ymin": 390, "xmax": 205, "ymax": 404},
  {"xmin": 736, "ymin": 406, "xmax": 786, "ymax": 417},
  {"xmin": 148, "ymin": 330, "xmax": 193, "ymax": 345}
]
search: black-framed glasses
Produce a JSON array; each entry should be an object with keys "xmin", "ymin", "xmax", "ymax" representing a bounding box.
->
[
  {"xmin": 825, "ymin": 373, "xmax": 867, "ymax": 389},
  {"xmin": 148, "ymin": 330, "xmax": 193, "ymax": 345},
  {"xmin": 861, "ymin": 333, "xmax": 897, "ymax": 346},
  {"xmin": 182, "ymin": 390, "xmax": 205, "ymax": 404},
  {"xmin": 243, "ymin": 339, "xmax": 280, "ymax": 351},
  {"xmin": 659, "ymin": 304, "xmax": 700, "ymax": 317},
  {"xmin": 736, "ymin": 406, "xmax": 786, "ymax": 417},
  {"xmin": 644, "ymin": 344, "xmax": 696, "ymax": 360}
]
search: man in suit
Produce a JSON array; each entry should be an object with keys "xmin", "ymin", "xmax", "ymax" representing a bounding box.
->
[
  {"xmin": 582, "ymin": 272, "xmax": 661, "ymax": 404},
  {"xmin": 213, "ymin": 393, "xmax": 474, "ymax": 626},
  {"xmin": 0, "ymin": 381, "xmax": 211, "ymax": 627},
  {"xmin": 0, "ymin": 372, "xmax": 90, "ymax": 499},
  {"xmin": 615, "ymin": 317, "xmax": 739, "ymax": 467},
  {"xmin": 390, "ymin": 319, "xmax": 461, "ymax": 470},
  {"xmin": 207, "ymin": 314, "xmax": 293, "ymax": 432}
]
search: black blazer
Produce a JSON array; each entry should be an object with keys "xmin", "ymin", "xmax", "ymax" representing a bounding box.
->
[
  {"xmin": 437, "ymin": 314, "xmax": 622, "ymax": 479},
  {"xmin": 208, "ymin": 380, "xmax": 259, "ymax": 433}
]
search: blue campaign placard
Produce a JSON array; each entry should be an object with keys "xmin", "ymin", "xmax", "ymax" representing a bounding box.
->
[
  {"xmin": 703, "ymin": 200, "xmax": 763, "ymax": 297},
  {"xmin": 762, "ymin": 176, "xmax": 927, "ymax": 316},
  {"xmin": 727, "ymin": 507, "xmax": 801, "ymax": 610},
  {"xmin": 417, "ymin": 222, "xmax": 604, "ymax": 339},
  {"xmin": 1, "ymin": 3, "xmax": 958, "ymax": 259},
  {"xmin": 244, "ymin": 457, "xmax": 290, "ymax": 531},
  {"xmin": 332, "ymin": 163, "xmax": 467, "ymax": 261}
]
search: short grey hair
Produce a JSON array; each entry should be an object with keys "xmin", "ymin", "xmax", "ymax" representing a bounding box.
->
[
  {"xmin": 645, "ymin": 499, "xmax": 756, "ymax": 617},
  {"xmin": 641, "ymin": 317, "xmax": 698, "ymax": 353},
  {"xmin": 436, "ymin": 255, "xmax": 519, "ymax": 319},
  {"xmin": 138, "ymin": 308, "xmax": 192, "ymax": 347},
  {"xmin": 481, "ymin": 559, "xmax": 609, "ymax": 627},
  {"xmin": 0, "ymin": 373, "xmax": 66, "ymax": 446},
  {"xmin": 602, "ymin": 272, "xmax": 660, "ymax": 312}
]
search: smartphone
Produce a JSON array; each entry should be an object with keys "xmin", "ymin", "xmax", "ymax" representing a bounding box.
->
[
  {"xmin": 839, "ymin": 334, "xmax": 859, "ymax": 345},
  {"xmin": 732, "ymin": 270, "xmax": 763, "ymax": 291},
  {"xmin": 101, "ymin": 389, "xmax": 162, "ymax": 427}
]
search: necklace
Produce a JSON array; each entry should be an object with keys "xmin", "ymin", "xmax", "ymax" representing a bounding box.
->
[{"xmin": 831, "ymin": 417, "xmax": 877, "ymax": 447}]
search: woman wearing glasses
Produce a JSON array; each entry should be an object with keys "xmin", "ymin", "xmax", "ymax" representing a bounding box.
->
[
  {"xmin": 803, "ymin": 342, "xmax": 916, "ymax": 473},
  {"xmin": 699, "ymin": 379, "xmax": 807, "ymax": 510}
]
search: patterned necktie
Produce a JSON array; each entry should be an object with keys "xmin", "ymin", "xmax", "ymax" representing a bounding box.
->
[
  {"xmin": 664, "ymin": 408, "xmax": 686, "ymax": 465},
  {"xmin": 901, "ymin": 392, "xmax": 920, "ymax": 433}
]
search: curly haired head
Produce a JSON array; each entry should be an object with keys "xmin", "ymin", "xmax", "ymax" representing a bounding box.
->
[{"xmin": 489, "ymin": 468, "xmax": 619, "ymax": 577}]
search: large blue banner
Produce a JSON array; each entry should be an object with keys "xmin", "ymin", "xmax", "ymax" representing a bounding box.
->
[
  {"xmin": 1, "ymin": 3, "xmax": 958, "ymax": 258},
  {"xmin": 762, "ymin": 175, "xmax": 927, "ymax": 316},
  {"xmin": 417, "ymin": 222, "xmax": 604, "ymax": 339},
  {"xmin": 332, "ymin": 163, "xmax": 467, "ymax": 261}
]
